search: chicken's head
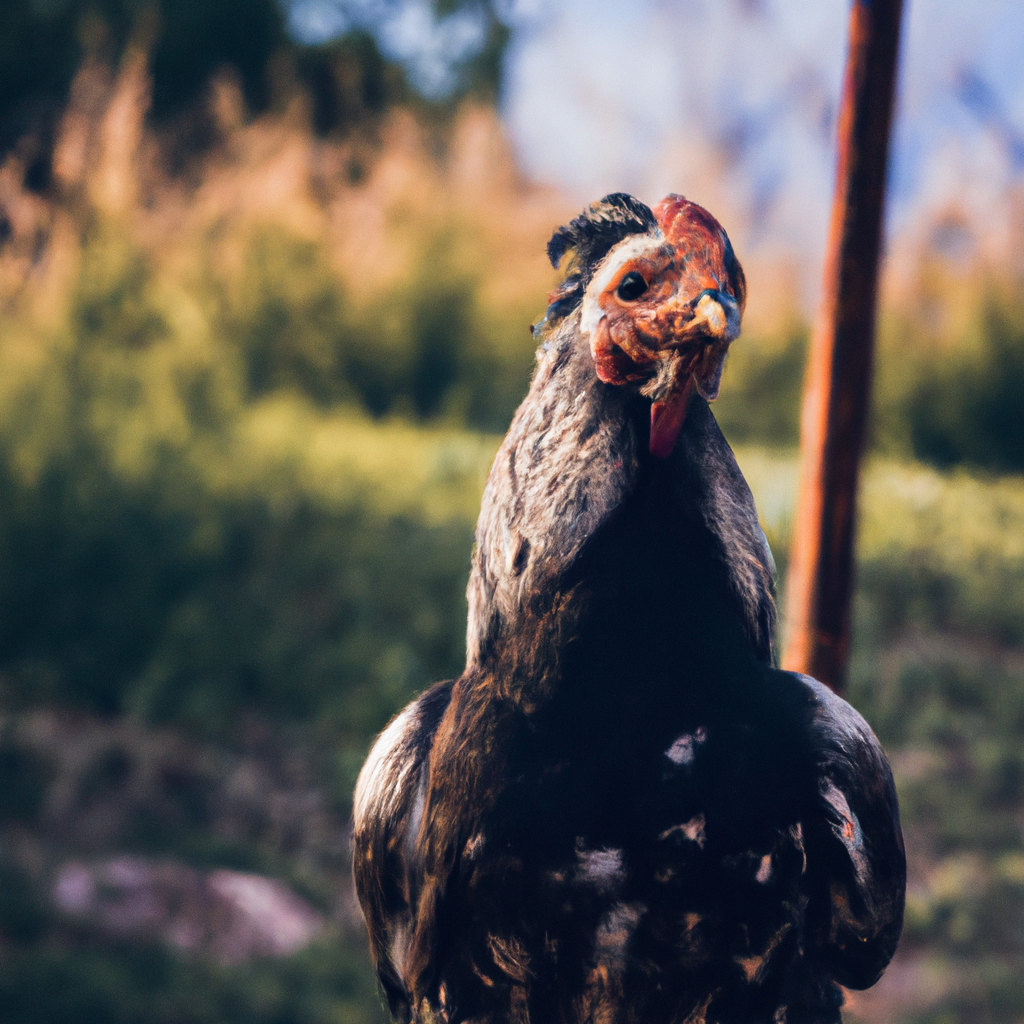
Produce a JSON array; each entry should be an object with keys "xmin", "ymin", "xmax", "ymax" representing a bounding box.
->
[{"xmin": 545, "ymin": 193, "xmax": 746, "ymax": 458}]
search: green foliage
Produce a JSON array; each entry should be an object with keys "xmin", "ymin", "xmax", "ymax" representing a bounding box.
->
[
  {"xmin": 871, "ymin": 279, "xmax": 1024, "ymax": 475},
  {"xmin": 0, "ymin": 933, "xmax": 386, "ymax": 1024},
  {"xmin": 716, "ymin": 277, "xmax": 1024, "ymax": 474},
  {"xmin": 0, "ymin": 453, "xmax": 474, "ymax": 734},
  {"xmin": 855, "ymin": 463, "xmax": 1024, "ymax": 647},
  {"xmin": 846, "ymin": 641, "xmax": 1024, "ymax": 1023},
  {"xmin": 0, "ymin": 220, "xmax": 517, "ymax": 743},
  {"xmin": 715, "ymin": 327, "xmax": 807, "ymax": 447},
  {"xmin": 900, "ymin": 298, "xmax": 1024, "ymax": 473},
  {"xmin": 192, "ymin": 226, "xmax": 532, "ymax": 432}
]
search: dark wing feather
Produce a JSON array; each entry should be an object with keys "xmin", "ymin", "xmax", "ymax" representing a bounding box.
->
[
  {"xmin": 795, "ymin": 673, "xmax": 906, "ymax": 989},
  {"xmin": 674, "ymin": 396, "xmax": 777, "ymax": 663},
  {"xmin": 352, "ymin": 680, "xmax": 453, "ymax": 1020}
]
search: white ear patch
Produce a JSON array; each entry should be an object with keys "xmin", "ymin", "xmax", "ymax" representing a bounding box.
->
[{"xmin": 579, "ymin": 296, "xmax": 605, "ymax": 340}]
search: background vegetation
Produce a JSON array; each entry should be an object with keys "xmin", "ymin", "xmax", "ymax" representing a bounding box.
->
[{"xmin": 0, "ymin": 5, "xmax": 1023, "ymax": 1022}]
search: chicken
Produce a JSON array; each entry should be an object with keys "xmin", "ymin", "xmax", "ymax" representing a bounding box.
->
[{"xmin": 352, "ymin": 193, "xmax": 905, "ymax": 1024}]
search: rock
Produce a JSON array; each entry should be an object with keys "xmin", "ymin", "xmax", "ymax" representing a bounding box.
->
[{"xmin": 53, "ymin": 855, "xmax": 325, "ymax": 963}]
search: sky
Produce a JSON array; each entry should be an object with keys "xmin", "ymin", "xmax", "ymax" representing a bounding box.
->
[{"xmin": 287, "ymin": 0, "xmax": 1024, "ymax": 289}]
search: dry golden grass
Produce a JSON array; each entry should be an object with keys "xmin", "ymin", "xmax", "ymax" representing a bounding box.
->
[{"xmin": 0, "ymin": 48, "xmax": 572, "ymax": 342}]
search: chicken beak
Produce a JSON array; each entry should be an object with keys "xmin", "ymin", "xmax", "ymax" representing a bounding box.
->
[
  {"xmin": 688, "ymin": 290, "xmax": 741, "ymax": 402},
  {"xmin": 645, "ymin": 289, "xmax": 740, "ymax": 459}
]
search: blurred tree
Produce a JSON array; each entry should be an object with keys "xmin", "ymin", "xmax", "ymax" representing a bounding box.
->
[
  {"xmin": 149, "ymin": 0, "xmax": 288, "ymax": 116},
  {"xmin": 295, "ymin": 31, "xmax": 414, "ymax": 136},
  {"xmin": 0, "ymin": 0, "xmax": 285, "ymax": 139},
  {"xmin": 0, "ymin": 0, "xmax": 509, "ymax": 172}
]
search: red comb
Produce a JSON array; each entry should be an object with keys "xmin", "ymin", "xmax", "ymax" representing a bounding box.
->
[{"xmin": 652, "ymin": 194, "xmax": 727, "ymax": 247}]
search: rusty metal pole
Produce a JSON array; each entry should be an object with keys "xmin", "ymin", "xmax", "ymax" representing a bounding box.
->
[{"xmin": 782, "ymin": 0, "xmax": 904, "ymax": 693}]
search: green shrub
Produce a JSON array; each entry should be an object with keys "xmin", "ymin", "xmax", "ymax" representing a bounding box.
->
[
  {"xmin": 0, "ymin": 933, "xmax": 386, "ymax": 1024},
  {"xmin": 715, "ymin": 326, "xmax": 807, "ymax": 447}
]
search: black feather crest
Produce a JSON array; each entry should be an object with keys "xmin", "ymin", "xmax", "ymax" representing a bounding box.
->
[{"xmin": 541, "ymin": 193, "xmax": 658, "ymax": 326}]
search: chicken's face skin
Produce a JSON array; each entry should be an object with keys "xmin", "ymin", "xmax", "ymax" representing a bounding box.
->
[{"xmin": 577, "ymin": 195, "xmax": 747, "ymax": 459}]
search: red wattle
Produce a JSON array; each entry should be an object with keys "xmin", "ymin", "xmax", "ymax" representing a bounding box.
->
[{"xmin": 649, "ymin": 379, "xmax": 694, "ymax": 459}]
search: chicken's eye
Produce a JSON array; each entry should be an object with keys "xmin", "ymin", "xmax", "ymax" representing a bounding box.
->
[{"xmin": 616, "ymin": 271, "xmax": 648, "ymax": 302}]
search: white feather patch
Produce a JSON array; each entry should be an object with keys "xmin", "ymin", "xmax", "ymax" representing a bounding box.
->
[{"xmin": 353, "ymin": 703, "xmax": 421, "ymax": 828}]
